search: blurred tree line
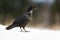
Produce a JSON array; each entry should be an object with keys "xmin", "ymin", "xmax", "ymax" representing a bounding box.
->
[
  {"xmin": 0, "ymin": 0, "xmax": 60, "ymax": 27},
  {"xmin": 0, "ymin": 0, "xmax": 30, "ymax": 25},
  {"xmin": 50, "ymin": 0, "xmax": 60, "ymax": 26}
]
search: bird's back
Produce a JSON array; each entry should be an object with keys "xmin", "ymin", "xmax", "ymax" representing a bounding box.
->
[{"xmin": 12, "ymin": 14, "xmax": 30, "ymax": 26}]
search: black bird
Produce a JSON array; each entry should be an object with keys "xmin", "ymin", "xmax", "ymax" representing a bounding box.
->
[{"xmin": 6, "ymin": 6, "xmax": 36, "ymax": 32}]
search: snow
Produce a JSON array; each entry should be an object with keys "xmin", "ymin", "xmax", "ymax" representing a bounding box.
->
[{"xmin": 0, "ymin": 25, "xmax": 60, "ymax": 40}]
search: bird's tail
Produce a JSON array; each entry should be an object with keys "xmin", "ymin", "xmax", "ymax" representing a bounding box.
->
[{"xmin": 6, "ymin": 24, "xmax": 16, "ymax": 30}]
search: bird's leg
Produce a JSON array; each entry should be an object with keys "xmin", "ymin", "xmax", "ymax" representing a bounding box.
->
[
  {"xmin": 23, "ymin": 26, "xmax": 26, "ymax": 32},
  {"xmin": 20, "ymin": 27, "xmax": 23, "ymax": 32},
  {"xmin": 23, "ymin": 27, "xmax": 30, "ymax": 32}
]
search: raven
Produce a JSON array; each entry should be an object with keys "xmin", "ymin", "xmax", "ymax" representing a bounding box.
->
[{"xmin": 6, "ymin": 6, "xmax": 36, "ymax": 32}]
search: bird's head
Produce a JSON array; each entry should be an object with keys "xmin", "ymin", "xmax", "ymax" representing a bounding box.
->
[
  {"xmin": 31, "ymin": 5, "xmax": 38, "ymax": 10},
  {"xmin": 25, "ymin": 5, "xmax": 38, "ymax": 17},
  {"xmin": 27, "ymin": 5, "xmax": 37, "ymax": 12}
]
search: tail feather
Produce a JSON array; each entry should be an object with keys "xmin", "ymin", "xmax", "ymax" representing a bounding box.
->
[{"xmin": 6, "ymin": 24, "xmax": 15, "ymax": 30}]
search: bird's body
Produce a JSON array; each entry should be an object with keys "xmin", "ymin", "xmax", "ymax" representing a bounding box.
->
[{"xmin": 6, "ymin": 6, "xmax": 36, "ymax": 32}]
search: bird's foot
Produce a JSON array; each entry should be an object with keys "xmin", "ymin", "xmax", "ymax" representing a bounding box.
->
[
  {"xmin": 20, "ymin": 30, "xmax": 24, "ymax": 32},
  {"xmin": 24, "ymin": 30, "xmax": 30, "ymax": 32}
]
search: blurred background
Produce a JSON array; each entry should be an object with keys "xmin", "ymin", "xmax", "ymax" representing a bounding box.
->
[{"xmin": 0, "ymin": 0, "xmax": 60, "ymax": 29}]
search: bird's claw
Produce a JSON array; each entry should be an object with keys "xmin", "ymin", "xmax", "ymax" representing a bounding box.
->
[{"xmin": 24, "ymin": 31, "xmax": 30, "ymax": 32}]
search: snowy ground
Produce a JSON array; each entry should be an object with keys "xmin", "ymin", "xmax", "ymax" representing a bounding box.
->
[{"xmin": 0, "ymin": 25, "xmax": 60, "ymax": 40}]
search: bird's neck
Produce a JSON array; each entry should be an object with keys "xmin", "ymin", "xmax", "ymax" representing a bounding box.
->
[
  {"xmin": 28, "ymin": 10, "xmax": 33, "ymax": 17},
  {"xmin": 29, "ymin": 10, "xmax": 33, "ymax": 14}
]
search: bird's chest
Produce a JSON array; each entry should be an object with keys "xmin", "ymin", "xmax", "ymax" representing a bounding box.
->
[
  {"xmin": 28, "ymin": 10, "xmax": 33, "ymax": 21},
  {"xmin": 29, "ymin": 10, "xmax": 33, "ymax": 14}
]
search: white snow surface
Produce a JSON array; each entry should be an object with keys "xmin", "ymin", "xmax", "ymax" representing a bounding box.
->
[{"xmin": 0, "ymin": 25, "xmax": 60, "ymax": 40}]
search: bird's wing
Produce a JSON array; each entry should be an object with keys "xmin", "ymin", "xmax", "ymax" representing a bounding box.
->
[{"xmin": 13, "ymin": 15, "xmax": 28, "ymax": 24}]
